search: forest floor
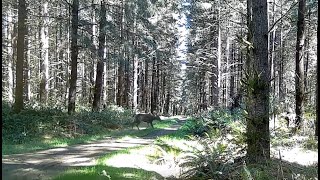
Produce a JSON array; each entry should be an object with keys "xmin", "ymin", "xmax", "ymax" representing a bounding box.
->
[
  {"xmin": 2, "ymin": 116, "xmax": 318, "ymax": 180},
  {"xmin": 2, "ymin": 117, "xmax": 187, "ymax": 180}
]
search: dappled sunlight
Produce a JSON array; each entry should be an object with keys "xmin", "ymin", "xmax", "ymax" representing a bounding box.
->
[
  {"xmin": 2, "ymin": 118, "xmax": 184, "ymax": 179},
  {"xmin": 271, "ymin": 146, "xmax": 318, "ymax": 166},
  {"xmin": 158, "ymin": 137, "xmax": 199, "ymax": 152},
  {"xmin": 104, "ymin": 145, "xmax": 183, "ymax": 178},
  {"xmin": 122, "ymin": 172, "xmax": 138, "ymax": 178},
  {"xmin": 270, "ymin": 119, "xmax": 318, "ymax": 166},
  {"xmin": 64, "ymin": 157, "xmax": 94, "ymax": 166}
]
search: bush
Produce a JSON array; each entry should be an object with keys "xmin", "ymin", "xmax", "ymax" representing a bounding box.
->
[
  {"xmin": 2, "ymin": 102, "xmax": 134, "ymax": 143},
  {"xmin": 180, "ymin": 136, "xmax": 228, "ymax": 179},
  {"xmin": 181, "ymin": 108, "xmax": 245, "ymax": 137}
]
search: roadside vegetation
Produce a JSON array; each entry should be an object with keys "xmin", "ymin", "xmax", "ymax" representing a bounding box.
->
[
  {"xmin": 2, "ymin": 102, "xmax": 176, "ymax": 155},
  {"xmin": 55, "ymin": 108, "xmax": 317, "ymax": 180},
  {"xmin": 3, "ymin": 101, "xmax": 317, "ymax": 179}
]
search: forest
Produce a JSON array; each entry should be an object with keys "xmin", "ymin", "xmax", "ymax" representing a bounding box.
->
[{"xmin": 2, "ymin": 0, "xmax": 319, "ymax": 179}]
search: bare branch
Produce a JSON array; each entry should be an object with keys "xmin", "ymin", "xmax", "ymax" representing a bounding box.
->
[{"xmin": 268, "ymin": 1, "xmax": 299, "ymax": 34}]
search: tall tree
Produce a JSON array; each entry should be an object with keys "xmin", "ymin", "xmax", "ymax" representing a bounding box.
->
[
  {"xmin": 294, "ymin": 0, "xmax": 306, "ymax": 131},
  {"xmin": 67, "ymin": 0, "xmax": 79, "ymax": 114},
  {"xmin": 245, "ymin": 0, "xmax": 270, "ymax": 163},
  {"xmin": 92, "ymin": 0, "xmax": 107, "ymax": 111},
  {"xmin": 14, "ymin": 0, "xmax": 27, "ymax": 113},
  {"xmin": 39, "ymin": 2, "xmax": 50, "ymax": 103},
  {"xmin": 211, "ymin": 0, "xmax": 221, "ymax": 108},
  {"xmin": 6, "ymin": 7, "xmax": 16, "ymax": 103},
  {"xmin": 316, "ymin": 10, "xmax": 319, "ymax": 137},
  {"xmin": 116, "ymin": 0, "xmax": 126, "ymax": 107}
]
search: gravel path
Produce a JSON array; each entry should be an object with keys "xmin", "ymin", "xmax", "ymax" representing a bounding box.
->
[{"xmin": 2, "ymin": 117, "xmax": 186, "ymax": 180}]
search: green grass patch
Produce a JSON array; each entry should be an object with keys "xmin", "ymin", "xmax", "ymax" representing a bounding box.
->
[
  {"xmin": 231, "ymin": 159, "xmax": 318, "ymax": 180},
  {"xmin": 96, "ymin": 146, "xmax": 144, "ymax": 165},
  {"xmin": 53, "ymin": 143, "xmax": 163, "ymax": 180},
  {"xmin": 110, "ymin": 118, "xmax": 178, "ymax": 138},
  {"xmin": 302, "ymin": 136, "xmax": 318, "ymax": 151},
  {"xmin": 2, "ymin": 119, "xmax": 178, "ymax": 155},
  {"xmin": 53, "ymin": 165, "xmax": 163, "ymax": 180},
  {"xmin": 2, "ymin": 133, "xmax": 112, "ymax": 155},
  {"xmin": 154, "ymin": 119, "xmax": 177, "ymax": 128}
]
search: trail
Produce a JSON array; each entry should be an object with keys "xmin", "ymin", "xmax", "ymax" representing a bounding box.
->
[{"xmin": 2, "ymin": 117, "xmax": 187, "ymax": 180}]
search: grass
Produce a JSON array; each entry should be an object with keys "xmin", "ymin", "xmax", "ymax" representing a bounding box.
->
[
  {"xmin": 229, "ymin": 159, "xmax": 318, "ymax": 180},
  {"xmin": 2, "ymin": 133, "xmax": 113, "ymax": 155},
  {"xmin": 2, "ymin": 118, "xmax": 178, "ymax": 155},
  {"xmin": 53, "ymin": 165, "xmax": 163, "ymax": 180},
  {"xmin": 302, "ymin": 136, "xmax": 318, "ymax": 151},
  {"xmin": 53, "ymin": 119, "xmax": 183, "ymax": 180},
  {"xmin": 154, "ymin": 119, "xmax": 178, "ymax": 128}
]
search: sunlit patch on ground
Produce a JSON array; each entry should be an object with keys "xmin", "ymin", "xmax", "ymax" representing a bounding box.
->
[
  {"xmin": 104, "ymin": 145, "xmax": 184, "ymax": 178},
  {"xmin": 271, "ymin": 146, "xmax": 318, "ymax": 166},
  {"xmin": 269, "ymin": 116, "xmax": 318, "ymax": 167}
]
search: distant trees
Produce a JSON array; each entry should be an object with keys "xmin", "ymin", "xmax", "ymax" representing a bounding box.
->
[
  {"xmin": 2, "ymin": 0, "xmax": 318, "ymax": 127},
  {"xmin": 2, "ymin": 0, "xmax": 181, "ymax": 114}
]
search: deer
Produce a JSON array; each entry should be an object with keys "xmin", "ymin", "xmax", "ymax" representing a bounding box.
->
[{"xmin": 132, "ymin": 113, "xmax": 161, "ymax": 130}]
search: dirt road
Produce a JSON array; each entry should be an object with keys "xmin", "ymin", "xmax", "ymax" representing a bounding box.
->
[{"xmin": 2, "ymin": 117, "xmax": 186, "ymax": 180}]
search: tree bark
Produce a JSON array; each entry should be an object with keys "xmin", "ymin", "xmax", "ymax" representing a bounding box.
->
[
  {"xmin": 14, "ymin": 0, "xmax": 27, "ymax": 113},
  {"xmin": 23, "ymin": 24, "xmax": 30, "ymax": 102},
  {"xmin": 117, "ymin": 0, "xmax": 125, "ymax": 107},
  {"xmin": 246, "ymin": 0, "xmax": 253, "ymax": 71},
  {"xmin": 295, "ymin": 0, "xmax": 306, "ymax": 130},
  {"xmin": 211, "ymin": 2, "xmax": 220, "ymax": 108},
  {"xmin": 92, "ymin": 0, "xmax": 106, "ymax": 111},
  {"xmin": 151, "ymin": 56, "xmax": 156, "ymax": 113},
  {"xmin": 246, "ymin": 0, "xmax": 270, "ymax": 164},
  {"xmin": 7, "ymin": 9, "xmax": 15, "ymax": 103},
  {"xmin": 39, "ymin": 2, "xmax": 49, "ymax": 104},
  {"xmin": 67, "ymin": 0, "xmax": 79, "ymax": 114},
  {"xmin": 144, "ymin": 59, "xmax": 149, "ymax": 112},
  {"xmin": 316, "ymin": 8, "xmax": 319, "ymax": 137}
]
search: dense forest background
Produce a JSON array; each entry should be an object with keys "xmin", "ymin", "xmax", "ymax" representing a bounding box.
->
[
  {"xmin": 1, "ymin": 0, "xmax": 319, "ymax": 179},
  {"xmin": 2, "ymin": 0, "xmax": 318, "ymax": 117}
]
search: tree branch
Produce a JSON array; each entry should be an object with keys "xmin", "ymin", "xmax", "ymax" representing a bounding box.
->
[
  {"xmin": 268, "ymin": 1, "xmax": 299, "ymax": 34},
  {"xmin": 61, "ymin": 0, "xmax": 72, "ymax": 7}
]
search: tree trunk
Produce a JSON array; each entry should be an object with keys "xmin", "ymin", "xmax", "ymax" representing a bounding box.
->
[
  {"xmin": 246, "ymin": 0, "xmax": 253, "ymax": 71},
  {"xmin": 278, "ymin": 1, "xmax": 284, "ymax": 106},
  {"xmin": 23, "ymin": 25, "xmax": 30, "ymax": 102},
  {"xmin": 246, "ymin": 0, "xmax": 270, "ymax": 164},
  {"xmin": 151, "ymin": 56, "xmax": 156, "ymax": 113},
  {"xmin": 67, "ymin": 0, "xmax": 79, "ymax": 114},
  {"xmin": 14, "ymin": 0, "xmax": 27, "ymax": 113},
  {"xmin": 92, "ymin": 1, "xmax": 106, "ymax": 111},
  {"xmin": 117, "ymin": 0, "xmax": 125, "ymax": 107},
  {"xmin": 133, "ymin": 54, "xmax": 139, "ymax": 111},
  {"xmin": 295, "ymin": 0, "xmax": 306, "ymax": 130},
  {"xmin": 7, "ymin": 9, "xmax": 15, "ymax": 103},
  {"xmin": 304, "ymin": 7, "xmax": 310, "ymax": 101},
  {"xmin": 144, "ymin": 59, "xmax": 149, "ymax": 112},
  {"xmin": 39, "ymin": 2, "xmax": 49, "ymax": 104},
  {"xmin": 225, "ymin": 36, "xmax": 230, "ymax": 107},
  {"xmin": 316, "ymin": 9, "xmax": 319, "ymax": 137},
  {"xmin": 211, "ymin": 2, "xmax": 220, "ymax": 108}
]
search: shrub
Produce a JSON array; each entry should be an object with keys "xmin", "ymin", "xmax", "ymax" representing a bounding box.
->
[{"xmin": 2, "ymin": 102, "xmax": 134, "ymax": 143}]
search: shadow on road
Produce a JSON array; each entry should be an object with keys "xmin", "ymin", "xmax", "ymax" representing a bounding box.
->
[{"xmin": 2, "ymin": 118, "xmax": 186, "ymax": 180}]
